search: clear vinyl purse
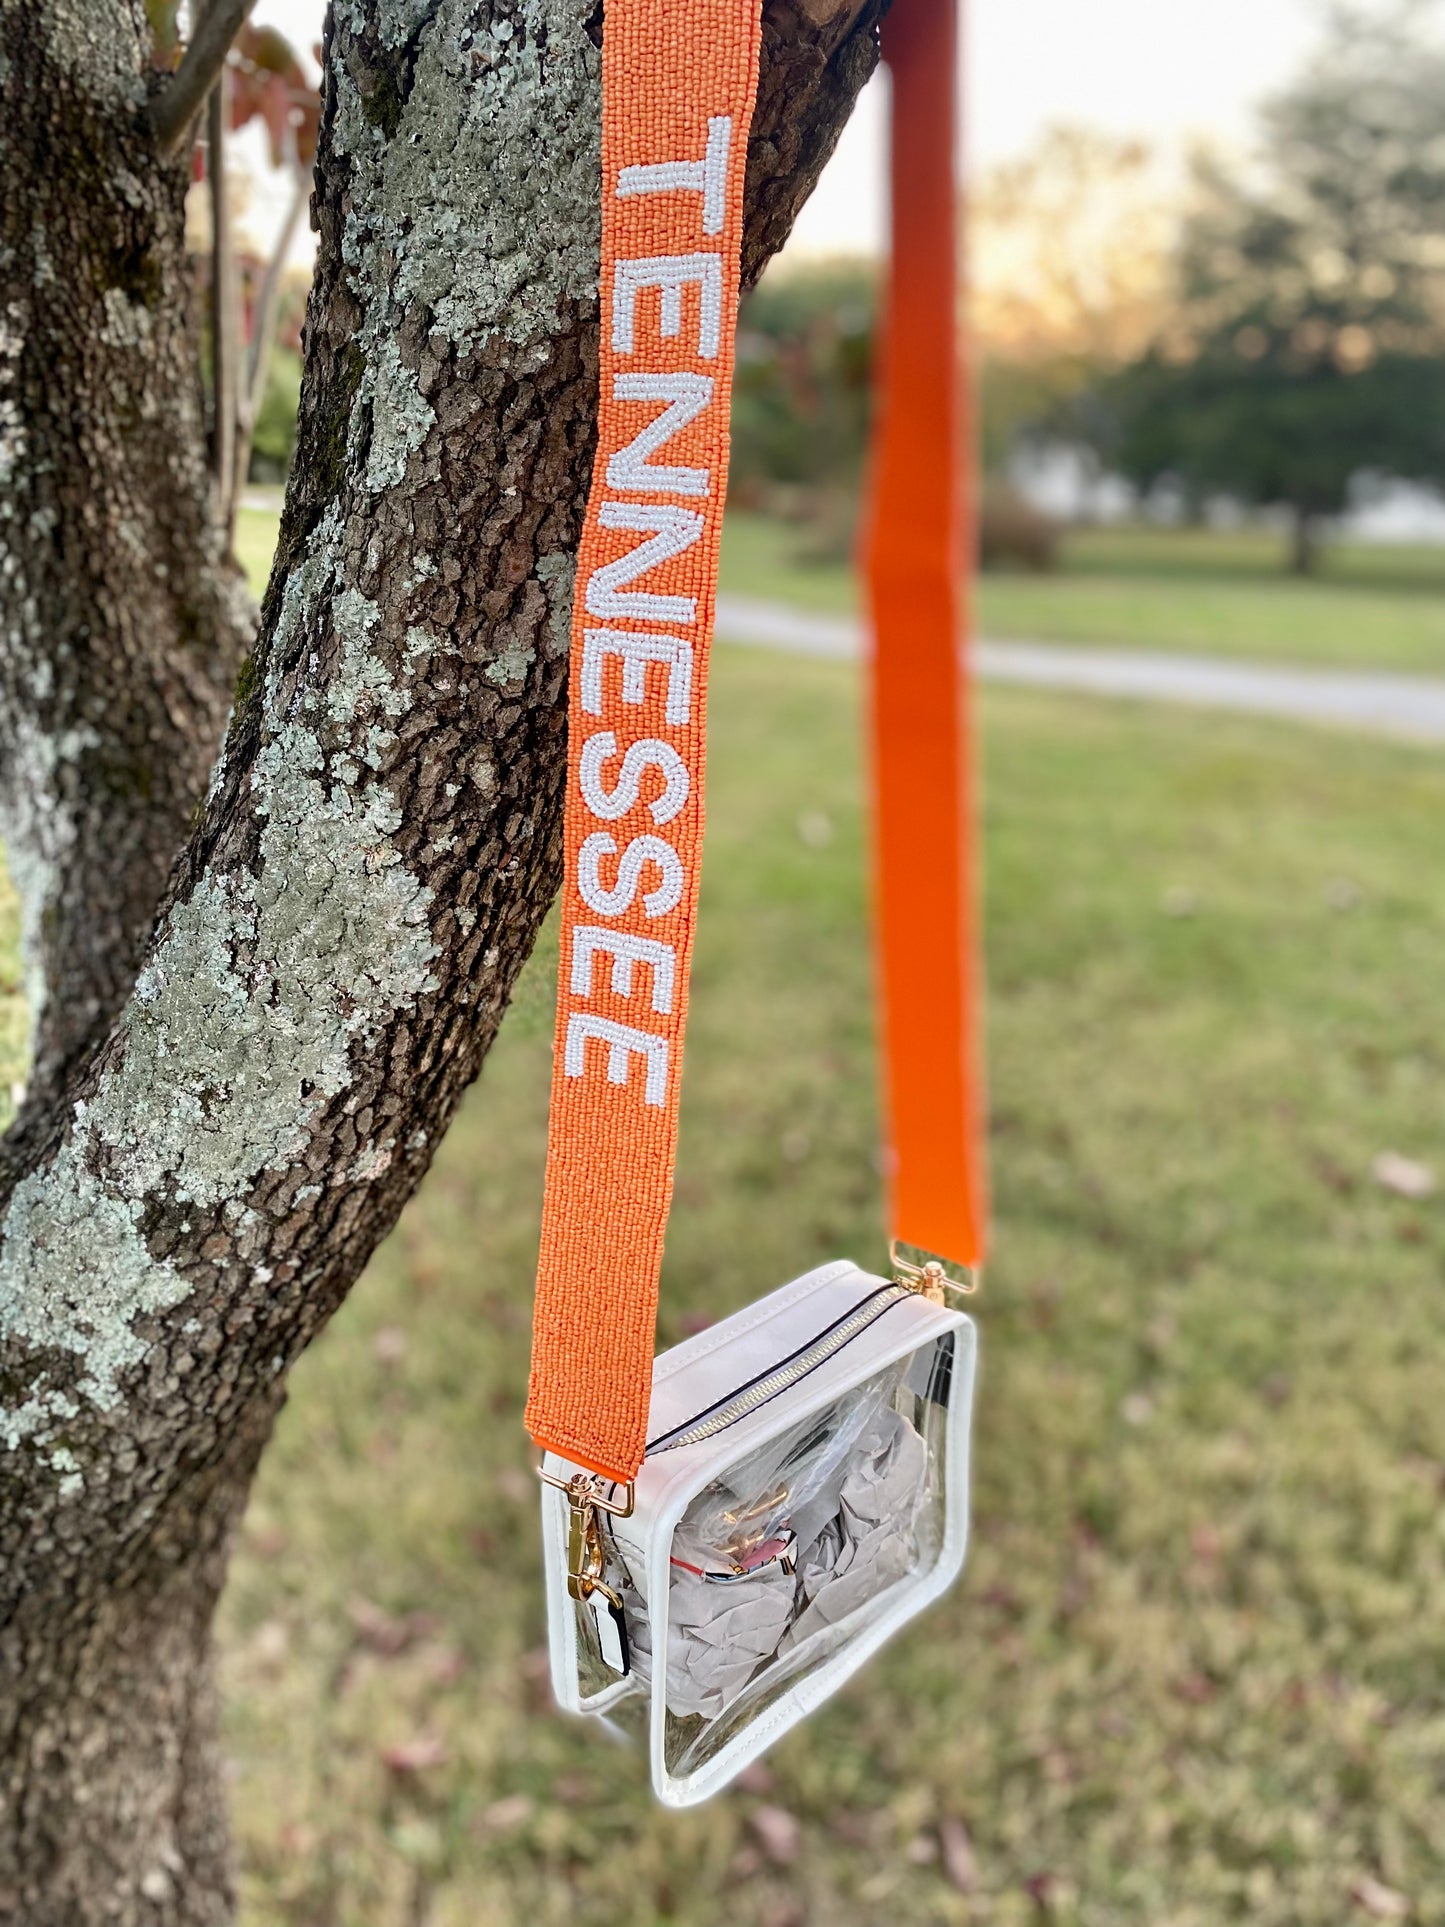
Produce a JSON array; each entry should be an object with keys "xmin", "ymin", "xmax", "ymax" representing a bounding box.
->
[
  {"xmin": 541, "ymin": 1261, "xmax": 976, "ymax": 1805},
  {"xmin": 523, "ymin": 0, "xmax": 980, "ymax": 1805}
]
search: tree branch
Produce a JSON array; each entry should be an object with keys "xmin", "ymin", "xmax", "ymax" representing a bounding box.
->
[
  {"xmin": 208, "ymin": 68, "xmax": 239, "ymax": 535},
  {"xmin": 150, "ymin": 0, "xmax": 258, "ymax": 158}
]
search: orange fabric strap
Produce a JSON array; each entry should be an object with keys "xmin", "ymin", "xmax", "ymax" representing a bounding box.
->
[
  {"xmin": 527, "ymin": 0, "xmax": 981, "ymax": 1484},
  {"xmin": 863, "ymin": 0, "xmax": 986, "ymax": 1269}
]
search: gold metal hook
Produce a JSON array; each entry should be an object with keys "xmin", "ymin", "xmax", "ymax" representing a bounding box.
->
[
  {"xmin": 537, "ymin": 1465, "xmax": 636, "ymax": 1605},
  {"xmin": 889, "ymin": 1239, "xmax": 979, "ymax": 1304}
]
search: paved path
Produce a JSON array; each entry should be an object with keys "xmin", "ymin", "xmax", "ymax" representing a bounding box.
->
[{"xmin": 714, "ymin": 594, "xmax": 1445, "ymax": 744}]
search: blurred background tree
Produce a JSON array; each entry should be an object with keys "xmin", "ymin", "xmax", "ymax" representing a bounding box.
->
[
  {"xmin": 727, "ymin": 2, "xmax": 1445, "ymax": 582},
  {"xmin": 728, "ymin": 124, "xmax": 1178, "ymax": 571},
  {"xmin": 1100, "ymin": 1, "xmax": 1445, "ymax": 571},
  {"xmin": 971, "ymin": 124, "xmax": 1174, "ymax": 472},
  {"xmin": 730, "ymin": 259, "xmax": 878, "ymax": 557},
  {"xmin": 217, "ymin": 0, "xmax": 1445, "ymax": 585},
  {"xmin": 163, "ymin": 5, "xmax": 317, "ymax": 527},
  {"xmin": 225, "ymin": 23, "xmax": 317, "ymax": 497}
]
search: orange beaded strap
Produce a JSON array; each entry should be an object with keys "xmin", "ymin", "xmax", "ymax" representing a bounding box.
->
[
  {"xmin": 525, "ymin": 0, "xmax": 763, "ymax": 1480},
  {"xmin": 527, "ymin": 0, "xmax": 983, "ymax": 1486}
]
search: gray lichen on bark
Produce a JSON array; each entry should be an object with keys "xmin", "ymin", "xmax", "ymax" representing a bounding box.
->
[
  {"xmin": 0, "ymin": 719, "xmax": 100, "ymax": 1046},
  {"xmin": 0, "ymin": 504, "xmax": 438, "ymax": 1456},
  {"xmin": 333, "ymin": 0, "xmax": 602, "ymax": 492},
  {"xmin": 30, "ymin": 0, "xmax": 148, "ymax": 106}
]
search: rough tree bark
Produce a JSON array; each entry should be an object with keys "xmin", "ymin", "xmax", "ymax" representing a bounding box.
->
[{"xmin": 0, "ymin": 1, "xmax": 886, "ymax": 1921}]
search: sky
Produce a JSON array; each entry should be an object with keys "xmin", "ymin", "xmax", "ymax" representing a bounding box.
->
[
  {"xmin": 792, "ymin": 0, "xmax": 1324, "ymax": 253},
  {"xmin": 240, "ymin": 0, "xmax": 1334, "ymax": 260}
]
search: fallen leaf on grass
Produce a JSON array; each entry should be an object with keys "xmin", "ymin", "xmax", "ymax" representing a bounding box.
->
[
  {"xmin": 1372, "ymin": 1152, "xmax": 1435, "ymax": 1201},
  {"xmin": 417, "ymin": 1640, "xmax": 469, "ymax": 1687},
  {"xmin": 517, "ymin": 1643, "xmax": 554, "ymax": 1711},
  {"xmin": 373, "ymin": 1325, "xmax": 407, "ymax": 1367},
  {"xmin": 735, "ymin": 1760, "xmax": 776, "ymax": 1795},
  {"xmin": 476, "ymin": 1794, "xmax": 534, "ymax": 1833},
  {"xmin": 245, "ymin": 1521, "xmax": 289, "ymax": 1560},
  {"xmin": 749, "ymin": 1804, "xmax": 802, "ymax": 1866},
  {"xmin": 1173, "ymin": 1671, "xmax": 1219, "ymax": 1705},
  {"xmin": 1190, "ymin": 1523, "xmax": 1223, "ymax": 1563},
  {"xmin": 761, "ymin": 1905, "xmax": 806, "ymax": 1927},
  {"xmin": 1259, "ymin": 1373, "xmax": 1292, "ymax": 1410},
  {"xmin": 550, "ymin": 1773, "xmax": 593, "ymax": 1805},
  {"xmin": 380, "ymin": 1734, "xmax": 450, "ymax": 1775},
  {"xmin": 939, "ymin": 1816, "xmax": 977, "ymax": 1893},
  {"xmin": 248, "ymin": 1619, "xmax": 290, "ymax": 1668},
  {"xmin": 827, "ymin": 1808, "xmax": 878, "ymax": 1848},
  {"xmin": 348, "ymin": 1595, "xmax": 439, "ymax": 1658},
  {"xmin": 1025, "ymin": 1871, "xmax": 1061, "ymax": 1905},
  {"xmin": 1350, "ymin": 1874, "xmax": 1411, "ymax": 1920}
]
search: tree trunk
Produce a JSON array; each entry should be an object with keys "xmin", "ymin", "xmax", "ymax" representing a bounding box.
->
[
  {"xmin": 1289, "ymin": 503, "xmax": 1319, "ymax": 575},
  {"xmin": 0, "ymin": 3, "xmax": 251, "ymax": 1124},
  {"xmin": 0, "ymin": 0, "xmax": 885, "ymax": 1919},
  {"xmin": 0, "ymin": 1398, "xmax": 280, "ymax": 1927}
]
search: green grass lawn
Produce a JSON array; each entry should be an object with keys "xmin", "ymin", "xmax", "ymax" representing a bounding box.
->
[
  {"xmin": 717, "ymin": 511, "xmax": 1445, "ymax": 676},
  {"xmin": 236, "ymin": 504, "xmax": 283, "ymax": 603},
  {"xmin": 203, "ymin": 630, "xmax": 1445, "ymax": 1926}
]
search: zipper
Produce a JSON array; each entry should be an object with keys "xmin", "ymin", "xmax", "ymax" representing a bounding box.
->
[{"xmin": 646, "ymin": 1283, "xmax": 916, "ymax": 1457}]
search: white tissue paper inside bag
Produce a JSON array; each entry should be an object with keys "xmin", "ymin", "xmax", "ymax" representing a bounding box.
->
[{"xmin": 619, "ymin": 1361, "xmax": 935, "ymax": 1725}]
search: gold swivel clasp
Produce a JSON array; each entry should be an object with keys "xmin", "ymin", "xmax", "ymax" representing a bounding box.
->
[
  {"xmin": 538, "ymin": 1467, "xmax": 635, "ymax": 1610},
  {"xmin": 889, "ymin": 1239, "xmax": 979, "ymax": 1305}
]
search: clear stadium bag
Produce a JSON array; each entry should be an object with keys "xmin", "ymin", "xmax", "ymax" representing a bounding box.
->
[
  {"xmin": 524, "ymin": 0, "xmax": 983, "ymax": 1804},
  {"xmin": 541, "ymin": 1262, "xmax": 975, "ymax": 1805}
]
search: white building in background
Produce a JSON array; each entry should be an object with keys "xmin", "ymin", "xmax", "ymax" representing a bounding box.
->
[
  {"xmin": 1342, "ymin": 475, "xmax": 1445, "ymax": 545},
  {"xmin": 1009, "ymin": 444, "xmax": 1136, "ymax": 524},
  {"xmin": 1009, "ymin": 444, "xmax": 1445, "ymax": 546}
]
